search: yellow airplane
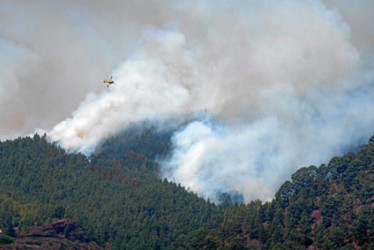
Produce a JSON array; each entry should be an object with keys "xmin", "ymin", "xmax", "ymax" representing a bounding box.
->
[{"xmin": 102, "ymin": 76, "xmax": 114, "ymax": 87}]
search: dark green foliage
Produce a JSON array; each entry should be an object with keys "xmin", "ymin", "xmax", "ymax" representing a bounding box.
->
[
  {"xmin": 92, "ymin": 125, "xmax": 172, "ymax": 179},
  {"xmin": 198, "ymin": 136, "xmax": 374, "ymax": 249},
  {"xmin": 0, "ymin": 132, "xmax": 221, "ymax": 249},
  {"xmin": 6, "ymin": 222, "xmax": 16, "ymax": 237},
  {"xmin": 229, "ymin": 236, "xmax": 247, "ymax": 250},
  {"xmin": 0, "ymin": 129, "xmax": 374, "ymax": 248},
  {"xmin": 0, "ymin": 235, "xmax": 14, "ymax": 244}
]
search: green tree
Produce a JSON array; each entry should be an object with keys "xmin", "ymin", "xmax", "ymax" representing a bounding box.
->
[
  {"xmin": 229, "ymin": 236, "xmax": 247, "ymax": 250},
  {"xmin": 6, "ymin": 222, "xmax": 16, "ymax": 237}
]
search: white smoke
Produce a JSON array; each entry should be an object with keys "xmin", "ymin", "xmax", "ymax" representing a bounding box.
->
[
  {"xmin": 161, "ymin": 83, "xmax": 374, "ymax": 202},
  {"xmin": 36, "ymin": 1, "xmax": 374, "ymax": 202}
]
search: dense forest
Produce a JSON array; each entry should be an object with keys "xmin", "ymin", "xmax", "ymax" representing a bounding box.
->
[{"xmin": 0, "ymin": 126, "xmax": 373, "ymax": 249}]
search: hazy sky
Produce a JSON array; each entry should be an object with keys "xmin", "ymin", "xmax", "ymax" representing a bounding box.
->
[
  {"xmin": 1, "ymin": 0, "xmax": 374, "ymax": 202},
  {"xmin": 0, "ymin": 0, "xmax": 172, "ymax": 137}
]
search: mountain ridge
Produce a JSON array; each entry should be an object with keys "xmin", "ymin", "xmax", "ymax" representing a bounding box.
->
[{"xmin": 0, "ymin": 130, "xmax": 373, "ymax": 249}]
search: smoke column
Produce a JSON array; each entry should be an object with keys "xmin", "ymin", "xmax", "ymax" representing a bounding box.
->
[{"xmin": 2, "ymin": 1, "xmax": 374, "ymax": 202}]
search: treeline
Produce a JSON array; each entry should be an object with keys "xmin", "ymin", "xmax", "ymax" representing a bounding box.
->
[
  {"xmin": 186, "ymin": 136, "xmax": 374, "ymax": 249},
  {"xmin": 0, "ymin": 129, "xmax": 373, "ymax": 249},
  {"xmin": 0, "ymin": 132, "xmax": 221, "ymax": 249}
]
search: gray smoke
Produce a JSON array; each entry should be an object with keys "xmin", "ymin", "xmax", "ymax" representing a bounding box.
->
[
  {"xmin": 2, "ymin": 0, "xmax": 374, "ymax": 202},
  {"xmin": 0, "ymin": 0, "xmax": 172, "ymax": 137}
]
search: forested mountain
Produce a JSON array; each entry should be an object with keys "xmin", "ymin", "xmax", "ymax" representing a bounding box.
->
[
  {"xmin": 0, "ymin": 132, "xmax": 221, "ymax": 249},
  {"xmin": 0, "ymin": 129, "xmax": 373, "ymax": 249},
  {"xmin": 197, "ymin": 136, "xmax": 374, "ymax": 249}
]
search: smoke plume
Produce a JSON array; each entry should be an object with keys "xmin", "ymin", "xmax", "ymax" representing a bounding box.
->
[{"xmin": 2, "ymin": 0, "xmax": 374, "ymax": 202}]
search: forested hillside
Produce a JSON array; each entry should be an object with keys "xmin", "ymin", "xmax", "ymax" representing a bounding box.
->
[
  {"xmin": 195, "ymin": 136, "xmax": 374, "ymax": 249},
  {"xmin": 0, "ymin": 132, "xmax": 221, "ymax": 249},
  {"xmin": 0, "ymin": 129, "xmax": 373, "ymax": 249}
]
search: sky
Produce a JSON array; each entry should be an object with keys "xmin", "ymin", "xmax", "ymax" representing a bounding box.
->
[{"xmin": 1, "ymin": 0, "xmax": 374, "ymax": 203}]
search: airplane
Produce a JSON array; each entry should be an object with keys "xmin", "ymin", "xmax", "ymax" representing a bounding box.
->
[{"xmin": 102, "ymin": 76, "xmax": 114, "ymax": 87}]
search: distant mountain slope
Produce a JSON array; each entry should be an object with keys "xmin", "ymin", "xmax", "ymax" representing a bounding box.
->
[{"xmin": 91, "ymin": 124, "xmax": 173, "ymax": 179}]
